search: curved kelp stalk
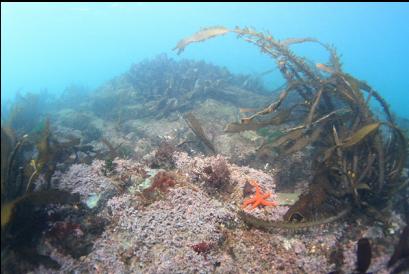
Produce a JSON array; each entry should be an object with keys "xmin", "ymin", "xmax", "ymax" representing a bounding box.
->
[{"xmin": 175, "ymin": 26, "xmax": 408, "ymax": 228}]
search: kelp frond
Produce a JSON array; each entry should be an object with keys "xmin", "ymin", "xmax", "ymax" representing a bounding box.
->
[
  {"xmin": 341, "ymin": 122, "xmax": 381, "ymax": 148},
  {"xmin": 1, "ymin": 190, "xmax": 80, "ymax": 228},
  {"xmin": 173, "ymin": 26, "xmax": 230, "ymax": 55},
  {"xmin": 175, "ymin": 25, "xmax": 408, "ymax": 225},
  {"xmin": 1, "ymin": 120, "xmax": 82, "ymax": 229},
  {"xmin": 183, "ymin": 112, "xmax": 216, "ymax": 154}
]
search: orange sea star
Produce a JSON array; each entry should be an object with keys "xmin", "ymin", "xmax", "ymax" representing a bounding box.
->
[{"xmin": 242, "ymin": 180, "xmax": 278, "ymax": 209}]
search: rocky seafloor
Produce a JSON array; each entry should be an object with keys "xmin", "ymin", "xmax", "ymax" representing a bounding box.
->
[{"xmin": 29, "ymin": 150, "xmax": 406, "ymax": 274}]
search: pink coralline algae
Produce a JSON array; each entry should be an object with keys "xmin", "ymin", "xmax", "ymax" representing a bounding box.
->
[
  {"xmin": 53, "ymin": 161, "xmax": 117, "ymax": 199},
  {"xmin": 31, "ymin": 152, "xmax": 404, "ymax": 274}
]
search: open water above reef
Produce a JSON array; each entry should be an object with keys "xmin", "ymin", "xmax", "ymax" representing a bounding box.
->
[{"xmin": 2, "ymin": 3, "xmax": 409, "ymax": 118}]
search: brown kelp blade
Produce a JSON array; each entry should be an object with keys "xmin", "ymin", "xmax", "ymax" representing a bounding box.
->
[
  {"xmin": 341, "ymin": 122, "xmax": 381, "ymax": 148},
  {"xmin": 173, "ymin": 26, "xmax": 230, "ymax": 55},
  {"xmin": 280, "ymin": 37, "xmax": 318, "ymax": 47},
  {"xmin": 224, "ymin": 121, "xmax": 265, "ymax": 133},
  {"xmin": 175, "ymin": 25, "xmax": 407, "ymax": 232},
  {"xmin": 239, "ymin": 108, "xmax": 258, "ymax": 113},
  {"xmin": 225, "ymin": 108, "xmax": 292, "ymax": 133},
  {"xmin": 388, "ymin": 225, "xmax": 409, "ymax": 268},
  {"xmin": 1, "ymin": 202, "xmax": 15, "ymax": 228},
  {"xmin": 305, "ymin": 88, "xmax": 323, "ymax": 128},
  {"xmin": 183, "ymin": 112, "xmax": 216, "ymax": 153},
  {"xmin": 269, "ymin": 128, "xmax": 304, "ymax": 148},
  {"xmin": 1, "ymin": 127, "xmax": 16, "ymax": 195},
  {"xmin": 1, "ymin": 189, "xmax": 80, "ymax": 228},
  {"xmin": 284, "ymin": 127, "xmax": 322, "ymax": 154}
]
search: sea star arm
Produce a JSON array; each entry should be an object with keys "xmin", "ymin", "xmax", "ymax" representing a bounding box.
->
[
  {"xmin": 260, "ymin": 199, "xmax": 278, "ymax": 207},
  {"xmin": 260, "ymin": 193, "xmax": 278, "ymax": 207},
  {"xmin": 251, "ymin": 199, "xmax": 262, "ymax": 209},
  {"xmin": 251, "ymin": 193, "xmax": 271, "ymax": 209},
  {"xmin": 242, "ymin": 196, "xmax": 257, "ymax": 208},
  {"xmin": 249, "ymin": 180, "xmax": 262, "ymax": 195}
]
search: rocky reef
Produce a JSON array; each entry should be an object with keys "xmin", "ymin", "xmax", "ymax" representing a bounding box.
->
[{"xmin": 1, "ymin": 26, "xmax": 408, "ymax": 274}]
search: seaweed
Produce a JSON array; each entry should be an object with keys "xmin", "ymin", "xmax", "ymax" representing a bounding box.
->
[
  {"xmin": 1, "ymin": 124, "xmax": 80, "ymax": 272},
  {"xmin": 92, "ymin": 54, "xmax": 269, "ymax": 122},
  {"xmin": 102, "ymin": 158, "xmax": 117, "ymax": 176},
  {"xmin": 24, "ymin": 119, "xmax": 83, "ymax": 191},
  {"xmin": 100, "ymin": 138, "xmax": 124, "ymax": 160},
  {"xmin": 176, "ymin": 26, "xmax": 407, "ymax": 226},
  {"xmin": 202, "ymin": 156, "xmax": 231, "ymax": 190},
  {"xmin": 388, "ymin": 225, "xmax": 409, "ymax": 273},
  {"xmin": 183, "ymin": 112, "xmax": 216, "ymax": 154},
  {"xmin": 225, "ymin": 106, "xmax": 296, "ymax": 133},
  {"xmin": 150, "ymin": 142, "xmax": 176, "ymax": 169},
  {"xmin": 141, "ymin": 171, "xmax": 176, "ymax": 202},
  {"xmin": 5, "ymin": 92, "xmax": 44, "ymax": 135},
  {"xmin": 238, "ymin": 206, "xmax": 351, "ymax": 231},
  {"xmin": 173, "ymin": 26, "xmax": 230, "ymax": 54},
  {"xmin": 341, "ymin": 122, "xmax": 380, "ymax": 148}
]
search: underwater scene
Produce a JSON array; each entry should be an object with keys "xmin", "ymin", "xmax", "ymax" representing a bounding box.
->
[{"xmin": 1, "ymin": 3, "xmax": 409, "ymax": 274}]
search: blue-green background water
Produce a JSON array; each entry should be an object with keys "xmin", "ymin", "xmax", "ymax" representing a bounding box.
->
[{"xmin": 2, "ymin": 2, "xmax": 409, "ymax": 118}]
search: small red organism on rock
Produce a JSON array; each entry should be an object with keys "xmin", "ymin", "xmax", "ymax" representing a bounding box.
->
[
  {"xmin": 142, "ymin": 171, "xmax": 176, "ymax": 200},
  {"xmin": 203, "ymin": 156, "xmax": 230, "ymax": 189},
  {"xmin": 192, "ymin": 241, "xmax": 214, "ymax": 255}
]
